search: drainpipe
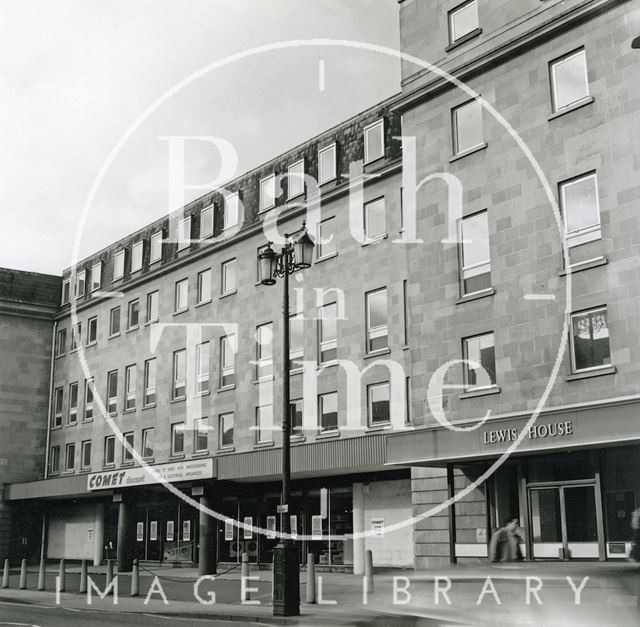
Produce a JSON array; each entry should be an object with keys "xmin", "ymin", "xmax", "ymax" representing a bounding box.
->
[{"xmin": 43, "ymin": 320, "xmax": 57, "ymax": 480}]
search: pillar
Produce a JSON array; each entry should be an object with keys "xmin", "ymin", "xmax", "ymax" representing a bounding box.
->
[
  {"xmin": 93, "ymin": 503, "xmax": 104, "ymax": 567},
  {"xmin": 116, "ymin": 499, "xmax": 132, "ymax": 572},
  {"xmin": 353, "ymin": 482, "xmax": 366, "ymax": 575},
  {"xmin": 198, "ymin": 494, "xmax": 217, "ymax": 576}
]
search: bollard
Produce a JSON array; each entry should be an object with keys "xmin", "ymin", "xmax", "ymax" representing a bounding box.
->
[
  {"xmin": 38, "ymin": 558, "xmax": 45, "ymax": 591},
  {"xmin": 365, "ymin": 549, "xmax": 374, "ymax": 595},
  {"xmin": 79, "ymin": 559, "xmax": 87, "ymax": 594},
  {"xmin": 306, "ymin": 552, "xmax": 317, "ymax": 604},
  {"xmin": 241, "ymin": 553, "xmax": 249, "ymax": 602},
  {"xmin": 58, "ymin": 559, "xmax": 66, "ymax": 593},
  {"xmin": 19, "ymin": 559, "xmax": 26, "ymax": 590},
  {"xmin": 2, "ymin": 559, "xmax": 9, "ymax": 588},
  {"xmin": 131, "ymin": 559, "xmax": 139, "ymax": 597}
]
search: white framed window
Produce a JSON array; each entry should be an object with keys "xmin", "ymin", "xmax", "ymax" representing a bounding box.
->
[
  {"xmin": 319, "ymin": 302, "xmax": 337, "ymax": 363},
  {"xmin": 364, "ymin": 119, "xmax": 384, "ymax": 164},
  {"xmin": 142, "ymin": 428, "xmax": 154, "ymax": 458},
  {"xmin": 122, "ymin": 432, "xmax": 134, "ymax": 463},
  {"xmin": 560, "ymin": 172, "xmax": 601, "ymax": 248},
  {"xmin": 81, "ymin": 440, "xmax": 91, "ymax": 469},
  {"xmin": 318, "ymin": 143, "xmax": 337, "ymax": 185},
  {"xmin": 55, "ymin": 328, "xmax": 66, "ymax": 357},
  {"xmin": 71, "ymin": 322, "xmax": 81, "ymax": 351},
  {"xmin": 364, "ymin": 197, "xmax": 386, "ymax": 240},
  {"xmin": 219, "ymin": 412, "xmax": 234, "ymax": 448},
  {"xmin": 459, "ymin": 210, "xmax": 491, "ymax": 295},
  {"xmin": 109, "ymin": 306, "xmax": 120, "ymax": 336},
  {"xmin": 91, "ymin": 262, "xmax": 102, "ymax": 292},
  {"xmin": 53, "ymin": 387, "xmax": 63, "ymax": 427},
  {"xmin": 551, "ymin": 49, "xmax": 589, "ymax": 113},
  {"xmin": 463, "ymin": 332, "xmax": 496, "ymax": 391},
  {"xmin": 319, "ymin": 392, "xmax": 338, "ymax": 432},
  {"xmin": 87, "ymin": 316, "xmax": 98, "ymax": 345},
  {"xmin": 127, "ymin": 298, "xmax": 140, "ymax": 330},
  {"xmin": 50, "ymin": 446, "xmax": 60, "ymax": 474},
  {"xmin": 144, "ymin": 358, "xmax": 156, "ymax": 406},
  {"xmin": 452, "ymin": 99, "xmax": 483, "ymax": 155},
  {"xmin": 177, "ymin": 216, "xmax": 191, "ymax": 251},
  {"xmin": 366, "ymin": 288, "xmax": 388, "ymax": 353},
  {"xmin": 84, "ymin": 378, "xmax": 94, "ymax": 421},
  {"xmin": 290, "ymin": 398, "xmax": 303, "ymax": 436},
  {"xmin": 113, "ymin": 250, "xmax": 125, "ymax": 281},
  {"xmin": 75, "ymin": 270, "xmax": 86, "ymax": 298},
  {"xmin": 255, "ymin": 405, "xmax": 273, "ymax": 443},
  {"xmin": 197, "ymin": 269, "xmax": 212, "ymax": 304},
  {"xmin": 61, "ymin": 280, "xmax": 70, "ymax": 305},
  {"xmin": 367, "ymin": 382, "xmax": 390, "ymax": 427},
  {"xmin": 220, "ymin": 334, "xmax": 236, "ymax": 388},
  {"xmin": 256, "ymin": 322, "xmax": 273, "ymax": 380},
  {"xmin": 259, "ymin": 174, "xmax": 276, "ymax": 212},
  {"xmin": 124, "ymin": 364, "xmax": 136, "ymax": 410},
  {"xmin": 68, "ymin": 382, "xmax": 78, "ymax": 424},
  {"xmin": 131, "ymin": 241, "xmax": 143, "ymax": 273},
  {"xmin": 146, "ymin": 291, "xmax": 159, "ymax": 323},
  {"xmin": 194, "ymin": 417, "xmax": 209, "ymax": 452},
  {"xmin": 104, "ymin": 435, "xmax": 115, "ymax": 466},
  {"xmin": 196, "ymin": 341, "xmax": 210, "ymax": 394},
  {"xmin": 171, "ymin": 422, "xmax": 185, "ymax": 456},
  {"xmin": 224, "ymin": 193, "xmax": 239, "ymax": 230},
  {"xmin": 221, "ymin": 258, "xmax": 236, "ymax": 295},
  {"xmin": 449, "ymin": 0, "xmax": 479, "ymax": 44},
  {"xmin": 570, "ymin": 306, "xmax": 610, "ymax": 372},
  {"xmin": 287, "ymin": 159, "xmax": 305, "ymax": 199},
  {"xmin": 150, "ymin": 230, "xmax": 163, "ymax": 264},
  {"xmin": 200, "ymin": 205, "xmax": 214, "ymax": 239},
  {"xmin": 173, "ymin": 349, "xmax": 186, "ymax": 399},
  {"xmin": 107, "ymin": 370, "xmax": 118, "ymax": 413},
  {"xmin": 65, "ymin": 443, "xmax": 75, "ymax": 472},
  {"xmin": 175, "ymin": 278, "xmax": 189, "ymax": 312},
  {"xmin": 289, "ymin": 312, "xmax": 304, "ymax": 372},
  {"xmin": 317, "ymin": 216, "xmax": 336, "ymax": 259}
]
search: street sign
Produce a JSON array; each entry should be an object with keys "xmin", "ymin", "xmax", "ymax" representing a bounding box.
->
[{"xmin": 277, "ymin": 504, "xmax": 289, "ymax": 513}]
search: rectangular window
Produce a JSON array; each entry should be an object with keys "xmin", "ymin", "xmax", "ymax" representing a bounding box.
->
[
  {"xmin": 317, "ymin": 216, "xmax": 336, "ymax": 259},
  {"xmin": 61, "ymin": 280, "xmax": 70, "ymax": 305},
  {"xmin": 459, "ymin": 210, "xmax": 491, "ymax": 295},
  {"xmin": 560, "ymin": 172, "xmax": 601, "ymax": 248},
  {"xmin": 123, "ymin": 432, "xmax": 134, "ymax": 463},
  {"xmin": 131, "ymin": 241, "xmax": 143, "ymax": 273},
  {"xmin": 68, "ymin": 382, "xmax": 78, "ymax": 424},
  {"xmin": 144, "ymin": 358, "xmax": 156, "ymax": 406},
  {"xmin": 221, "ymin": 259, "xmax": 236, "ymax": 295},
  {"xmin": 289, "ymin": 312, "xmax": 304, "ymax": 372},
  {"xmin": 453, "ymin": 99, "xmax": 483, "ymax": 155},
  {"xmin": 224, "ymin": 193, "xmax": 239, "ymax": 230},
  {"xmin": 81, "ymin": 440, "xmax": 91, "ymax": 469},
  {"xmin": 171, "ymin": 422, "xmax": 185, "ymax": 455},
  {"xmin": 287, "ymin": 159, "xmax": 305, "ymax": 199},
  {"xmin": 84, "ymin": 378, "xmax": 94, "ymax": 421},
  {"xmin": 449, "ymin": 0, "xmax": 479, "ymax": 43},
  {"xmin": 402, "ymin": 279, "xmax": 409, "ymax": 346},
  {"xmin": 173, "ymin": 349, "xmax": 186, "ymax": 399},
  {"xmin": 53, "ymin": 387, "xmax": 63, "ymax": 427},
  {"xmin": 364, "ymin": 119, "xmax": 384, "ymax": 164},
  {"xmin": 368, "ymin": 382, "xmax": 390, "ymax": 427},
  {"xmin": 125, "ymin": 364, "xmax": 136, "ymax": 410},
  {"xmin": 107, "ymin": 370, "xmax": 118, "ymax": 413},
  {"xmin": 76, "ymin": 270, "xmax": 86, "ymax": 298},
  {"xmin": 197, "ymin": 269, "xmax": 212, "ymax": 304},
  {"xmin": 551, "ymin": 49, "xmax": 589, "ymax": 112},
  {"xmin": 142, "ymin": 428, "xmax": 154, "ymax": 458},
  {"xmin": 65, "ymin": 443, "xmax": 75, "ymax": 471},
  {"xmin": 256, "ymin": 405, "xmax": 273, "ymax": 443},
  {"xmin": 55, "ymin": 328, "xmax": 67, "ymax": 357},
  {"xmin": 319, "ymin": 302, "xmax": 337, "ymax": 363},
  {"xmin": 91, "ymin": 262, "xmax": 102, "ymax": 291},
  {"xmin": 146, "ymin": 290, "xmax": 159, "ymax": 323},
  {"xmin": 177, "ymin": 216, "xmax": 191, "ymax": 251},
  {"xmin": 71, "ymin": 322, "xmax": 81, "ymax": 351},
  {"xmin": 570, "ymin": 307, "xmax": 610, "ymax": 372},
  {"xmin": 366, "ymin": 288, "xmax": 388, "ymax": 353},
  {"xmin": 259, "ymin": 174, "xmax": 276, "ymax": 212},
  {"xmin": 50, "ymin": 446, "xmax": 60, "ymax": 474},
  {"xmin": 175, "ymin": 278, "xmax": 189, "ymax": 312},
  {"xmin": 200, "ymin": 205, "xmax": 213, "ymax": 239},
  {"xmin": 319, "ymin": 392, "xmax": 338, "ymax": 432},
  {"xmin": 87, "ymin": 316, "xmax": 98, "ymax": 345},
  {"xmin": 256, "ymin": 322, "xmax": 273, "ymax": 380},
  {"xmin": 109, "ymin": 306, "xmax": 121, "ymax": 336},
  {"xmin": 463, "ymin": 332, "xmax": 496, "ymax": 391},
  {"xmin": 127, "ymin": 299, "xmax": 140, "ymax": 330},
  {"xmin": 290, "ymin": 398, "xmax": 303, "ymax": 436},
  {"xmin": 196, "ymin": 341, "xmax": 210, "ymax": 394},
  {"xmin": 113, "ymin": 250, "xmax": 125, "ymax": 281},
  {"xmin": 194, "ymin": 417, "xmax": 209, "ymax": 452},
  {"xmin": 364, "ymin": 197, "xmax": 386, "ymax": 240},
  {"xmin": 150, "ymin": 230, "xmax": 163, "ymax": 264},
  {"xmin": 104, "ymin": 435, "xmax": 115, "ymax": 466},
  {"xmin": 318, "ymin": 143, "xmax": 337, "ymax": 185},
  {"xmin": 219, "ymin": 412, "xmax": 234, "ymax": 448},
  {"xmin": 220, "ymin": 334, "xmax": 236, "ymax": 387}
]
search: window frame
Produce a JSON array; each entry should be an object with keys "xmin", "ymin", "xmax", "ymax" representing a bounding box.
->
[
  {"xmin": 144, "ymin": 358, "xmax": 156, "ymax": 406},
  {"xmin": 363, "ymin": 197, "xmax": 386, "ymax": 241},
  {"xmin": 287, "ymin": 159, "xmax": 305, "ymax": 199},
  {"xmin": 317, "ymin": 216, "xmax": 336, "ymax": 260},
  {"xmin": 124, "ymin": 364, "xmax": 136, "ymax": 411},
  {"xmin": 61, "ymin": 280, "xmax": 70, "ymax": 305},
  {"xmin": 364, "ymin": 119, "xmax": 385, "ymax": 164},
  {"xmin": 104, "ymin": 435, "xmax": 116, "ymax": 467},
  {"xmin": 127, "ymin": 298, "xmax": 140, "ymax": 330},
  {"xmin": 255, "ymin": 405, "xmax": 273, "ymax": 444},
  {"xmin": 68, "ymin": 381, "xmax": 79, "ymax": 425},
  {"xmin": 113, "ymin": 250, "xmax": 125, "ymax": 281},
  {"xmin": 458, "ymin": 209, "xmax": 492, "ymax": 296},
  {"xmin": 223, "ymin": 193, "xmax": 239, "ymax": 230},
  {"xmin": 290, "ymin": 398, "xmax": 304, "ymax": 437},
  {"xmin": 219, "ymin": 412, "xmax": 234, "ymax": 449},
  {"xmin": 131, "ymin": 241, "xmax": 143, "ymax": 273},
  {"xmin": 122, "ymin": 432, "xmax": 134, "ymax": 463},
  {"xmin": 55, "ymin": 328, "xmax": 67, "ymax": 357},
  {"xmin": 150, "ymin": 230, "xmax": 163, "ymax": 264},
  {"xmin": 81, "ymin": 440, "xmax": 91, "ymax": 470},
  {"xmin": 462, "ymin": 332, "xmax": 497, "ymax": 392},
  {"xmin": 142, "ymin": 427, "xmax": 154, "ymax": 459},
  {"xmin": 75, "ymin": 270, "xmax": 86, "ymax": 299},
  {"xmin": 172, "ymin": 349, "xmax": 187, "ymax": 400},
  {"xmin": 221, "ymin": 258, "xmax": 237, "ymax": 295},
  {"xmin": 318, "ymin": 391, "xmax": 339, "ymax": 433},
  {"xmin": 200, "ymin": 205, "xmax": 214, "ymax": 239},
  {"xmin": 318, "ymin": 143, "xmax": 337, "ymax": 185},
  {"xmin": 220, "ymin": 334, "xmax": 236, "ymax": 388},
  {"xmin": 194, "ymin": 417, "xmax": 209, "ymax": 453},
  {"xmin": 109, "ymin": 306, "xmax": 121, "ymax": 337},
  {"xmin": 318, "ymin": 302, "xmax": 338, "ymax": 364},
  {"xmin": 569, "ymin": 306, "xmax": 611, "ymax": 373},
  {"xmin": 91, "ymin": 262, "xmax": 102, "ymax": 292},
  {"xmin": 87, "ymin": 316, "xmax": 98, "ymax": 345},
  {"xmin": 177, "ymin": 216, "xmax": 191, "ymax": 251},
  {"xmin": 452, "ymin": 99, "xmax": 484, "ymax": 155},
  {"xmin": 197, "ymin": 269, "xmax": 212, "ymax": 304},
  {"xmin": 289, "ymin": 311, "xmax": 304, "ymax": 373},
  {"xmin": 259, "ymin": 173, "xmax": 277, "ymax": 212},
  {"xmin": 83, "ymin": 378, "xmax": 94, "ymax": 421},
  {"xmin": 175, "ymin": 278, "xmax": 189, "ymax": 312},
  {"xmin": 550, "ymin": 48, "xmax": 589, "ymax": 113},
  {"xmin": 559, "ymin": 171, "xmax": 601, "ymax": 248},
  {"xmin": 256, "ymin": 322, "xmax": 274, "ymax": 381},
  {"xmin": 171, "ymin": 422, "xmax": 185, "ymax": 456},
  {"xmin": 146, "ymin": 290, "xmax": 159, "ymax": 323},
  {"xmin": 50, "ymin": 445, "xmax": 60, "ymax": 474},
  {"xmin": 65, "ymin": 443, "xmax": 76, "ymax": 472},
  {"xmin": 448, "ymin": 0, "xmax": 479, "ymax": 44},
  {"xmin": 107, "ymin": 370, "xmax": 118, "ymax": 414},
  {"xmin": 365, "ymin": 287, "xmax": 389, "ymax": 354},
  {"xmin": 196, "ymin": 341, "xmax": 210, "ymax": 394},
  {"xmin": 71, "ymin": 322, "xmax": 81, "ymax": 351},
  {"xmin": 53, "ymin": 387, "xmax": 63, "ymax": 427},
  {"xmin": 367, "ymin": 382, "xmax": 391, "ymax": 427}
]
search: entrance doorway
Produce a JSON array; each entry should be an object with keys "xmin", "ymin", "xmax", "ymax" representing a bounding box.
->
[{"xmin": 528, "ymin": 481, "xmax": 603, "ymax": 559}]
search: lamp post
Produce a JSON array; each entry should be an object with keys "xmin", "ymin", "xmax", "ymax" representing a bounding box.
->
[{"xmin": 258, "ymin": 222, "xmax": 314, "ymax": 617}]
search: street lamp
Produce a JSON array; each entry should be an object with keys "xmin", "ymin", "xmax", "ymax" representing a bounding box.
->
[{"xmin": 258, "ymin": 222, "xmax": 315, "ymax": 617}]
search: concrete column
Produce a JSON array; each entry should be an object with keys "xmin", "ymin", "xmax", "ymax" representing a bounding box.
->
[
  {"xmin": 198, "ymin": 494, "xmax": 216, "ymax": 576},
  {"xmin": 93, "ymin": 503, "xmax": 105, "ymax": 567},
  {"xmin": 116, "ymin": 500, "xmax": 132, "ymax": 572},
  {"xmin": 353, "ymin": 482, "xmax": 366, "ymax": 576}
]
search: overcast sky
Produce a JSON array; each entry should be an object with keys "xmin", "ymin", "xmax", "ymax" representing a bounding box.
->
[{"xmin": 0, "ymin": 0, "xmax": 400, "ymax": 274}]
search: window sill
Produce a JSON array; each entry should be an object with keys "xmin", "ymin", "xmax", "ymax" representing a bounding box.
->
[
  {"xmin": 108, "ymin": 333, "xmax": 120, "ymax": 341},
  {"xmin": 173, "ymin": 308, "xmax": 189, "ymax": 317},
  {"xmin": 195, "ymin": 299, "xmax": 212, "ymax": 308},
  {"xmin": 219, "ymin": 290, "xmax": 237, "ymax": 300},
  {"xmin": 86, "ymin": 341, "xmax": 97, "ymax": 348},
  {"xmin": 363, "ymin": 155, "xmax": 385, "ymax": 168},
  {"xmin": 254, "ymin": 441, "xmax": 275, "ymax": 449},
  {"xmin": 450, "ymin": 142, "xmax": 488, "ymax": 163},
  {"xmin": 287, "ymin": 191, "xmax": 305, "ymax": 203},
  {"xmin": 170, "ymin": 397, "xmax": 186, "ymax": 404},
  {"xmin": 144, "ymin": 320, "xmax": 159, "ymax": 327},
  {"xmin": 79, "ymin": 468, "xmax": 91, "ymax": 474},
  {"xmin": 445, "ymin": 27, "xmax": 482, "ymax": 52},
  {"xmin": 142, "ymin": 403, "xmax": 156, "ymax": 411},
  {"xmin": 363, "ymin": 347, "xmax": 391, "ymax": 360},
  {"xmin": 121, "ymin": 461, "xmax": 134, "ymax": 467},
  {"xmin": 548, "ymin": 96, "xmax": 594, "ymax": 121},
  {"xmin": 142, "ymin": 457, "xmax": 155, "ymax": 464},
  {"xmin": 361, "ymin": 234, "xmax": 388, "ymax": 248},
  {"xmin": 365, "ymin": 424, "xmax": 391, "ymax": 433},
  {"xmin": 559, "ymin": 256, "xmax": 607, "ymax": 276},
  {"xmin": 254, "ymin": 376, "xmax": 275, "ymax": 384},
  {"xmin": 103, "ymin": 464, "xmax": 116, "ymax": 470},
  {"xmin": 456, "ymin": 287, "xmax": 496, "ymax": 305},
  {"xmin": 126, "ymin": 326, "xmax": 139, "ymax": 334},
  {"xmin": 123, "ymin": 408, "xmax": 136, "ymax": 415},
  {"xmin": 459, "ymin": 386, "xmax": 501, "ymax": 400},
  {"xmin": 318, "ymin": 360, "xmax": 338, "ymax": 369},
  {"xmin": 192, "ymin": 450, "xmax": 209, "ymax": 458},
  {"xmin": 54, "ymin": 354, "xmax": 66, "ymax": 359},
  {"xmin": 566, "ymin": 365, "xmax": 616, "ymax": 381},
  {"xmin": 291, "ymin": 435, "xmax": 306, "ymax": 444},
  {"xmin": 63, "ymin": 470, "xmax": 75, "ymax": 476},
  {"xmin": 315, "ymin": 252, "xmax": 338, "ymax": 265},
  {"xmin": 290, "ymin": 368, "xmax": 304, "ymax": 377},
  {"xmin": 316, "ymin": 430, "xmax": 340, "ymax": 440},
  {"xmin": 218, "ymin": 384, "xmax": 236, "ymax": 393},
  {"xmin": 169, "ymin": 454, "xmax": 186, "ymax": 461},
  {"xmin": 82, "ymin": 418, "xmax": 94, "ymax": 423},
  {"xmin": 217, "ymin": 446, "xmax": 235, "ymax": 454},
  {"xmin": 149, "ymin": 259, "xmax": 161, "ymax": 267},
  {"xmin": 109, "ymin": 411, "xmax": 118, "ymax": 417},
  {"xmin": 66, "ymin": 421, "xmax": 77, "ymax": 427},
  {"xmin": 195, "ymin": 390, "xmax": 211, "ymax": 398}
]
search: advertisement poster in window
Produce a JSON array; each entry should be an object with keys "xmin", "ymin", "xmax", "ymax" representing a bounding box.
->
[
  {"xmin": 312, "ymin": 514, "xmax": 323, "ymax": 539},
  {"xmin": 371, "ymin": 518, "xmax": 385, "ymax": 537},
  {"xmin": 166, "ymin": 520, "xmax": 174, "ymax": 541},
  {"xmin": 243, "ymin": 516, "xmax": 253, "ymax": 539},
  {"xmin": 150, "ymin": 520, "xmax": 157, "ymax": 541},
  {"xmin": 266, "ymin": 515, "xmax": 276, "ymax": 539},
  {"xmin": 290, "ymin": 515, "xmax": 298, "ymax": 539},
  {"xmin": 136, "ymin": 522, "xmax": 144, "ymax": 542},
  {"xmin": 225, "ymin": 518, "xmax": 234, "ymax": 541}
]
